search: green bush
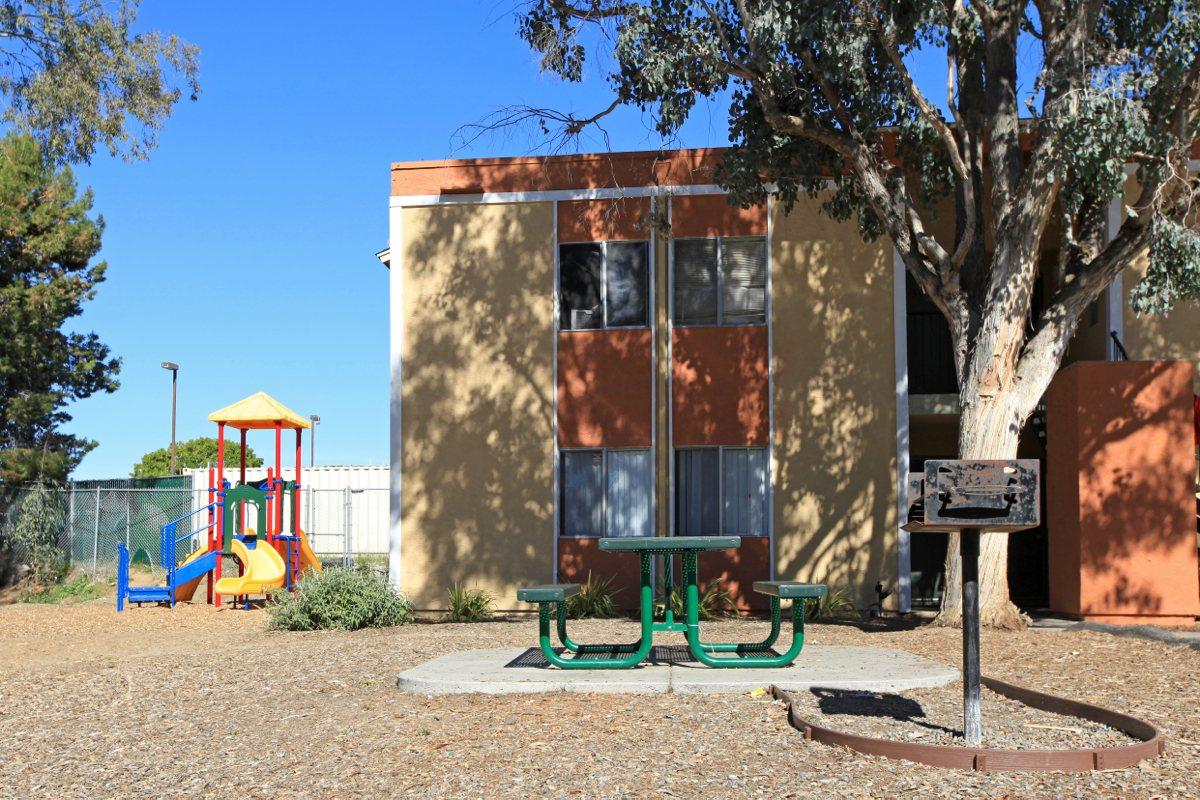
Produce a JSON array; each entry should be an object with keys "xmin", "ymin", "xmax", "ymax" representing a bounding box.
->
[
  {"xmin": 658, "ymin": 578, "xmax": 738, "ymax": 621},
  {"xmin": 444, "ymin": 583, "xmax": 494, "ymax": 622},
  {"xmin": 12, "ymin": 482, "xmax": 68, "ymax": 587},
  {"xmin": 804, "ymin": 586, "xmax": 861, "ymax": 622},
  {"xmin": 24, "ymin": 573, "xmax": 107, "ymax": 604},
  {"xmin": 266, "ymin": 568, "xmax": 414, "ymax": 631},
  {"xmin": 566, "ymin": 571, "xmax": 622, "ymax": 619}
]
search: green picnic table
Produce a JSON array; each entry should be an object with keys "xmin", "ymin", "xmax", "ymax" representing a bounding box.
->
[{"xmin": 517, "ymin": 536, "xmax": 826, "ymax": 669}]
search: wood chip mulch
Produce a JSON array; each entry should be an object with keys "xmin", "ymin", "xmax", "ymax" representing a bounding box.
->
[{"xmin": 1, "ymin": 601, "xmax": 1198, "ymax": 798}]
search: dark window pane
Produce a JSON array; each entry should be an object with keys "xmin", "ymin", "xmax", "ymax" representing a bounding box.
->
[
  {"xmin": 722, "ymin": 238, "xmax": 767, "ymax": 325},
  {"xmin": 561, "ymin": 450, "xmax": 604, "ymax": 537},
  {"xmin": 605, "ymin": 241, "xmax": 648, "ymax": 327},
  {"xmin": 675, "ymin": 449, "xmax": 720, "ymax": 535},
  {"xmin": 673, "ymin": 239, "xmax": 718, "ymax": 325},
  {"xmin": 560, "ymin": 244, "xmax": 603, "ymax": 330}
]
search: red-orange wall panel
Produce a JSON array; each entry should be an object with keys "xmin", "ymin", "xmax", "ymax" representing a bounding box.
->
[
  {"xmin": 672, "ymin": 326, "xmax": 769, "ymax": 446},
  {"xmin": 558, "ymin": 330, "xmax": 653, "ymax": 447},
  {"xmin": 697, "ymin": 536, "xmax": 772, "ymax": 612},
  {"xmin": 558, "ymin": 198, "xmax": 651, "ymax": 243},
  {"xmin": 557, "ymin": 538, "xmax": 645, "ymax": 610},
  {"xmin": 670, "ymin": 194, "xmax": 766, "ymax": 238},
  {"xmin": 1046, "ymin": 360, "xmax": 1200, "ymax": 625}
]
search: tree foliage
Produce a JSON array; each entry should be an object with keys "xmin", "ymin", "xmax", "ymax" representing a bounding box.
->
[
  {"xmin": 510, "ymin": 1, "xmax": 1200, "ymax": 627},
  {"xmin": 0, "ymin": 133, "xmax": 119, "ymax": 483},
  {"xmin": 131, "ymin": 436, "xmax": 264, "ymax": 478},
  {"xmin": 0, "ymin": 0, "xmax": 199, "ymax": 164}
]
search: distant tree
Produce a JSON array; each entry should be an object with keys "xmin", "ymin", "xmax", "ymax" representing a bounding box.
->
[
  {"xmin": 0, "ymin": 133, "xmax": 119, "ymax": 483},
  {"xmin": 131, "ymin": 437, "xmax": 264, "ymax": 478},
  {"xmin": 0, "ymin": 0, "xmax": 200, "ymax": 164}
]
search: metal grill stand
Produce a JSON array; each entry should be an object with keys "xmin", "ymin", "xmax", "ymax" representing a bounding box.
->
[{"xmin": 904, "ymin": 459, "xmax": 1041, "ymax": 747}]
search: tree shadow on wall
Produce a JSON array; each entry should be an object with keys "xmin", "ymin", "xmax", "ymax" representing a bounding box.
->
[
  {"xmin": 399, "ymin": 202, "xmax": 556, "ymax": 608},
  {"xmin": 770, "ymin": 210, "xmax": 898, "ymax": 609}
]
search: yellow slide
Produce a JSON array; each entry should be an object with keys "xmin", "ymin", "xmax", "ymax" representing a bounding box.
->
[
  {"xmin": 294, "ymin": 528, "xmax": 324, "ymax": 574},
  {"xmin": 214, "ymin": 537, "xmax": 286, "ymax": 598},
  {"xmin": 166, "ymin": 546, "xmax": 211, "ymax": 602}
]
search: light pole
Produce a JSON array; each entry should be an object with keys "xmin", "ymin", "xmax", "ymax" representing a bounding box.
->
[
  {"xmin": 309, "ymin": 415, "xmax": 320, "ymax": 468},
  {"xmin": 161, "ymin": 362, "xmax": 179, "ymax": 474}
]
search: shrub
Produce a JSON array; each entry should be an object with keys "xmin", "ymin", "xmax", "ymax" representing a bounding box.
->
[
  {"xmin": 12, "ymin": 482, "xmax": 68, "ymax": 587},
  {"xmin": 658, "ymin": 578, "xmax": 738, "ymax": 621},
  {"xmin": 444, "ymin": 583, "xmax": 494, "ymax": 622},
  {"xmin": 266, "ymin": 568, "xmax": 413, "ymax": 631},
  {"xmin": 24, "ymin": 573, "xmax": 107, "ymax": 604},
  {"xmin": 804, "ymin": 586, "xmax": 861, "ymax": 622},
  {"xmin": 566, "ymin": 571, "xmax": 622, "ymax": 619}
]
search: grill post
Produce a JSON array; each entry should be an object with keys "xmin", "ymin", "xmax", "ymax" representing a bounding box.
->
[
  {"xmin": 960, "ymin": 527, "xmax": 981, "ymax": 746},
  {"xmin": 902, "ymin": 460, "xmax": 1040, "ymax": 748}
]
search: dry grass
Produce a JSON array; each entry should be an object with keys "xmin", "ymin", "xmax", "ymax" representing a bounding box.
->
[{"xmin": 1, "ymin": 600, "xmax": 1198, "ymax": 798}]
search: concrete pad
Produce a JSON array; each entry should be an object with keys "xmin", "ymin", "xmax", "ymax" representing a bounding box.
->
[{"xmin": 396, "ymin": 645, "xmax": 958, "ymax": 696}]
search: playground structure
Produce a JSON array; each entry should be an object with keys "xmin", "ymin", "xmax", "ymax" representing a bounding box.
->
[{"xmin": 117, "ymin": 392, "xmax": 323, "ymax": 610}]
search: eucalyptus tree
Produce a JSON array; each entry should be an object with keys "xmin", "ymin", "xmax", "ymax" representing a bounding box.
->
[
  {"xmin": 1, "ymin": 0, "xmax": 199, "ymax": 163},
  {"xmin": 510, "ymin": 0, "xmax": 1200, "ymax": 627}
]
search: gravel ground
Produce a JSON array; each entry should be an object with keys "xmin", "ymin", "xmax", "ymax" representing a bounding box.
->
[{"xmin": 1, "ymin": 601, "xmax": 1198, "ymax": 798}]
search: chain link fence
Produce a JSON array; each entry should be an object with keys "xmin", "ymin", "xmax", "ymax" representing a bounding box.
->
[{"xmin": 0, "ymin": 482, "xmax": 389, "ymax": 584}]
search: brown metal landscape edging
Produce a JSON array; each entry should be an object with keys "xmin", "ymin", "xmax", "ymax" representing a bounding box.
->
[{"xmin": 769, "ymin": 677, "xmax": 1164, "ymax": 772}]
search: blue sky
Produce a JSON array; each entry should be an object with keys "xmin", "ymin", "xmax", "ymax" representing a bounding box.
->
[{"xmin": 64, "ymin": 1, "xmax": 740, "ymax": 478}]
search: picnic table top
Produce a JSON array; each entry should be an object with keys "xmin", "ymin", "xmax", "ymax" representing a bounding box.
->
[{"xmin": 597, "ymin": 535, "xmax": 741, "ymax": 553}]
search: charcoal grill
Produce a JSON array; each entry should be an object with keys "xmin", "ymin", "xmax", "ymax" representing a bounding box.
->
[{"xmin": 904, "ymin": 459, "xmax": 1041, "ymax": 745}]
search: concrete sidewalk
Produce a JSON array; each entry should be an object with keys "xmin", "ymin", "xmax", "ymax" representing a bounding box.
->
[{"xmin": 396, "ymin": 644, "xmax": 958, "ymax": 695}]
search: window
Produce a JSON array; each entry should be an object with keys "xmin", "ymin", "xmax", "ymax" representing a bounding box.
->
[
  {"xmin": 675, "ymin": 447, "xmax": 767, "ymax": 536},
  {"xmin": 560, "ymin": 449, "xmax": 652, "ymax": 537},
  {"xmin": 673, "ymin": 237, "xmax": 766, "ymax": 326},
  {"xmin": 560, "ymin": 241, "xmax": 649, "ymax": 330}
]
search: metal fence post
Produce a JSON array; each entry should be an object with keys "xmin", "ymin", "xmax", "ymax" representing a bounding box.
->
[
  {"xmin": 68, "ymin": 489, "xmax": 75, "ymax": 565},
  {"xmin": 342, "ymin": 487, "xmax": 352, "ymax": 570},
  {"xmin": 92, "ymin": 487, "xmax": 101, "ymax": 575},
  {"xmin": 125, "ymin": 491, "xmax": 131, "ymax": 550}
]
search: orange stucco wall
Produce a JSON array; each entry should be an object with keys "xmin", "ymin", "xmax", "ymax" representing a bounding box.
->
[
  {"xmin": 557, "ymin": 538, "xmax": 646, "ymax": 609},
  {"xmin": 557, "ymin": 330, "xmax": 653, "ymax": 448},
  {"xmin": 1046, "ymin": 360, "xmax": 1200, "ymax": 625},
  {"xmin": 558, "ymin": 197, "xmax": 652, "ymax": 243},
  {"xmin": 391, "ymin": 148, "xmax": 730, "ymax": 196},
  {"xmin": 669, "ymin": 195, "xmax": 766, "ymax": 238},
  {"xmin": 672, "ymin": 326, "xmax": 769, "ymax": 446},
  {"xmin": 697, "ymin": 536, "xmax": 771, "ymax": 612}
]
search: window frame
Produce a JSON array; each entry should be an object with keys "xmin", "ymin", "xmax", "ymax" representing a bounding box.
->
[
  {"xmin": 673, "ymin": 445, "xmax": 769, "ymax": 537},
  {"xmin": 558, "ymin": 240, "xmax": 651, "ymax": 331},
  {"xmin": 558, "ymin": 446, "xmax": 653, "ymax": 538},
  {"xmin": 671, "ymin": 235, "xmax": 767, "ymax": 328}
]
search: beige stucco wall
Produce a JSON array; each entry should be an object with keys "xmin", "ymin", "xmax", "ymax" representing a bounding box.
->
[
  {"xmin": 400, "ymin": 202, "xmax": 555, "ymax": 609},
  {"xmin": 1119, "ymin": 175, "xmax": 1200, "ymax": 390},
  {"xmin": 770, "ymin": 195, "xmax": 899, "ymax": 607}
]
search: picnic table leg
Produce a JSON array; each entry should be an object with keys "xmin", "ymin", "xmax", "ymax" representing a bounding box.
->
[
  {"xmin": 535, "ymin": 553, "xmax": 654, "ymax": 669},
  {"xmin": 555, "ymin": 601, "xmax": 643, "ymax": 654},
  {"xmin": 690, "ymin": 596, "xmax": 783, "ymax": 654},
  {"xmin": 683, "ymin": 553, "xmax": 807, "ymax": 668}
]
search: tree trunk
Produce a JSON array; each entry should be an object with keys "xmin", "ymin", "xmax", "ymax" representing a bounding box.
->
[{"xmin": 933, "ymin": 389, "xmax": 1030, "ymax": 630}]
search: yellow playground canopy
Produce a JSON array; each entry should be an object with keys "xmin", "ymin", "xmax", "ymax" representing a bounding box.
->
[{"xmin": 208, "ymin": 391, "xmax": 311, "ymax": 430}]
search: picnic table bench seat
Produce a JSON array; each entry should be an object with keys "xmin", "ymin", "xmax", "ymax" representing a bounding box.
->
[
  {"xmin": 516, "ymin": 583, "xmax": 580, "ymax": 603},
  {"xmin": 752, "ymin": 581, "xmax": 828, "ymax": 600}
]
